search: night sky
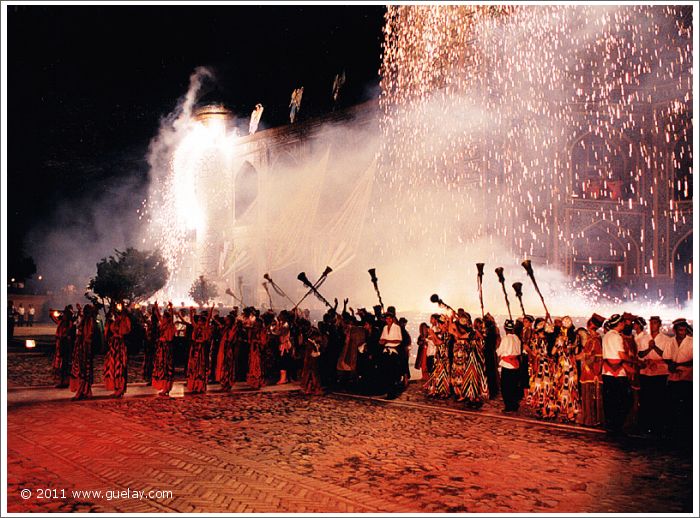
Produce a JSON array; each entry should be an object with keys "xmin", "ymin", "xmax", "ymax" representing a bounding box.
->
[{"xmin": 7, "ymin": 4, "xmax": 386, "ymax": 261}]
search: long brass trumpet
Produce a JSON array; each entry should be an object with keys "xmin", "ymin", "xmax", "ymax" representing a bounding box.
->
[
  {"xmin": 263, "ymin": 273, "xmax": 295, "ymax": 306},
  {"xmin": 521, "ymin": 259, "xmax": 550, "ymax": 319},
  {"xmin": 368, "ymin": 268, "xmax": 384, "ymax": 310},
  {"xmin": 293, "ymin": 266, "xmax": 333, "ymax": 310},
  {"xmin": 495, "ymin": 267, "xmax": 513, "ymax": 320},
  {"xmin": 512, "ymin": 281, "xmax": 526, "ymax": 317},
  {"xmin": 476, "ymin": 263, "xmax": 485, "ymax": 318}
]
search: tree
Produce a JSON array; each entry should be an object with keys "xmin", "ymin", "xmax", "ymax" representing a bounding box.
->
[
  {"xmin": 87, "ymin": 248, "xmax": 169, "ymax": 307},
  {"xmin": 188, "ymin": 275, "xmax": 219, "ymax": 307}
]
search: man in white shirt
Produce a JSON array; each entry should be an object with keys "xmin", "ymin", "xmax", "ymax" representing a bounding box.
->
[
  {"xmin": 380, "ymin": 312, "xmax": 404, "ymax": 399},
  {"xmin": 602, "ymin": 314, "xmax": 632, "ymax": 435},
  {"xmin": 636, "ymin": 316, "xmax": 670, "ymax": 437},
  {"xmin": 497, "ymin": 319, "xmax": 522, "ymax": 413},
  {"xmin": 664, "ymin": 318, "xmax": 693, "ymax": 437}
]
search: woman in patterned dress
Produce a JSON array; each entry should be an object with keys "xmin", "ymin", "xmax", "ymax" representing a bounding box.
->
[
  {"xmin": 576, "ymin": 314, "xmax": 605, "ymax": 426},
  {"xmin": 551, "ymin": 317, "xmax": 580, "ymax": 422},
  {"xmin": 103, "ymin": 303, "xmax": 131, "ymax": 398},
  {"xmin": 450, "ymin": 316, "xmax": 471, "ymax": 401},
  {"xmin": 216, "ymin": 315, "xmax": 238, "ymax": 391},
  {"xmin": 424, "ymin": 314, "xmax": 451, "ymax": 398},
  {"xmin": 187, "ymin": 306, "xmax": 213, "ymax": 394},
  {"xmin": 152, "ymin": 302, "xmax": 176, "ymax": 396},
  {"xmin": 462, "ymin": 316, "xmax": 489, "ymax": 408},
  {"xmin": 70, "ymin": 304, "xmax": 97, "ymax": 400},
  {"xmin": 528, "ymin": 320, "xmax": 557, "ymax": 418},
  {"xmin": 247, "ymin": 316, "xmax": 264, "ymax": 389},
  {"xmin": 51, "ymin": 306, "xmax": 76, "ymax": 388}
]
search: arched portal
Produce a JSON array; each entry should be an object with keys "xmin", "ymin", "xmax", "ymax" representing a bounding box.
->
[{"xmin": 571, "ymin": 221, "xmax": 638, "ymax": 299}]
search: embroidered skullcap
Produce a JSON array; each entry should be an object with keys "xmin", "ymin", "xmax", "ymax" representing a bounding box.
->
[{"xmin": 607, "ymin": 314, "xmax": 623, "ymax": 327}]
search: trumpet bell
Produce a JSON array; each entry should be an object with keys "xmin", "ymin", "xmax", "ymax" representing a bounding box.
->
[
  {"xmin": 297, "ymin": 272, "xmax": 312, "ymax": 286},
  {"xmin": 495, "ymin": 267, "xmax": 505, "ymax": 282},
  {"xmin": 322, "ymin": 266, "xmax": 333, "ymax": 277}
]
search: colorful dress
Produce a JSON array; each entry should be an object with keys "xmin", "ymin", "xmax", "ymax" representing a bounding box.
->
[
  {"xmin": 104, "ymin": 314, "xmax": 131, "ymax": 396},
  {"xmin": 70, "ymin": 315, "xmax": 96, "ymax": 399},
  {"xmin": 528, "ymin": 335, "xmax": 556, "ymax": 418},
  {"xmin": 577, "ymin": 328, "xmax": 604, "ymax": 426},
  {"xmin": 53, "ymin": 316, "xmax": 75, "ymax": 387},
  {"xmin": 152, "ymin": 316, "xmax": 175, "ymax": 394},
  {"xmin": 552, "ymin": 331, "xmax": 580, "ymax": 422},
  {"xmin": 247, "ymin": 324, "xmax": 264, "ymax": 389},
  {"xmin": 425, "ymin": 330, "xmax": 451, "ymax": 398},
  {"xmin": 450, "ymin": 338, "xmax": 469, "ymax": 401},
  {"xmin": 187, "ymin": 321, "xmax": 210, "ymax": 394},
  {"xmin": 462, "ymin": 331, "xmax": 489, "ymax": 406},
  {"xmin": 216, "ymin": 323, "xmax": 237, "ymax": 391}
]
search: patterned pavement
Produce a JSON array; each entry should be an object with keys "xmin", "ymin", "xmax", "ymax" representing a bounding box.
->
[{"xmin": 6, "ymin": 377, "xmax": 695, "ymax": 514}]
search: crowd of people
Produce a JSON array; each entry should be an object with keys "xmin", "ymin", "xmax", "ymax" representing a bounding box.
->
[
  {"xmin": 48, "ymin": 299, "xmax": 692, "ymax": 439},
  {"xmin": 415, "ymin": 309, "xmax": 693, "ymax": 439}
]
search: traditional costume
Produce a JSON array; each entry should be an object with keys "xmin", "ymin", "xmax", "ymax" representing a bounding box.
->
[
  {"xmin": 152, "ymin": 305, "xmax": 176, "ymax": 395},
  {"xmin": 576, "ymin": 314, "xmax": 605, "ymax": 427},
  {"xmin": 247, "ymin": 321, "xmax": 264, "ymax": 389},
  {"xmin": 51, "ymin": 308, "xmax": 76, "ymax": 388},
  {"xmin": 70, "ymin": 306, "xmax": 98, "ymax": 400},
  {"xmin": 461, "ymin": 323, "xmax": 489, "ymax": 408},
  {"xmin": 216, "ymin": 319, "xmax": 238, "ymax": 391},
  {"xmin": 551, "ymin": 318, "xmax": 580, "ymax": 422},
  {"xmin": 104, "ymin": 310, "xmax": 131, "ymax": 397},
  {"xmin": 528, "ymin": 322, "xmax": 557, "ymax": 418},
  {"xmin": 187, "ymin": 309, "xmax": 212, "ymax": 394},
  {"xmin": 424, "ymin": 323, "xmax": 451, "ymax": 398}
]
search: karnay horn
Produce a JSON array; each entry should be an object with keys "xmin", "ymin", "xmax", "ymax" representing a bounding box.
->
[
  {"xmin": 494, "ymin": 267, "xmax": 512, "ymax": 320},
  {"xmin": 263, "ymin": 273, "xmax": 296, "ymax": 306},
  {"xmin": 293, "ymin": 267, "xmax": 334, "ymax": 310},
  {"xmin": 521, "ymin": 259, "xmax": 550, "ymax": 319},
  {"xmin": 476, "ymin": 263, "xmax": 485, "ymax": 318},
  {"xmin": 368, "ymin": 267, "xmax": 384, "ymax": 310},
  {"xmin": 512, "ymin": 281, "xmax": 526, "ymax": 317}
]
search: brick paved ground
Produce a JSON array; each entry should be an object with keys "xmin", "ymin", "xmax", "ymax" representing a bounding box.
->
[{"xmin": 6, "ymin": 376, "xmax": 695, "ymax": 514}]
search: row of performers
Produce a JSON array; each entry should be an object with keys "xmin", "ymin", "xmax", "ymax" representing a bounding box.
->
[
  {"xmin": 416, "ymin": 310, "xmax": 693, "ymax": 437},
  {"xmin": 50, "ymin": 301, "xmax": 416, "ymax": 400}
]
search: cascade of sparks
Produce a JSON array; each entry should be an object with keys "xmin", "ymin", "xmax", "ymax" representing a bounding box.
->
[{"xmin": 377, "ymin": 4, "xmax": 692, "ymax": 308}]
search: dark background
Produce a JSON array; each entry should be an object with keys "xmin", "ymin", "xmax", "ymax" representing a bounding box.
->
[{"xmin": 7, "ymin": 4, "xmax": 386, "ymax": 276}]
